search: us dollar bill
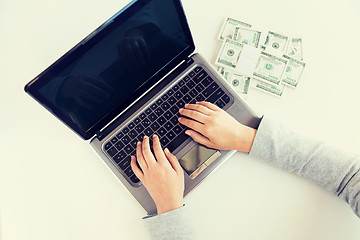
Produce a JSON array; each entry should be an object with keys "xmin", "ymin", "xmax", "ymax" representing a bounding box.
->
[
  {"xmin": 286, "ymin": 38, "xmax": 303, "ymax": 60},
  {"xmin": 264, "ymin": 31, "xmax": 289, "ymax": 52},
  {"xmin": 233, "ymin": 27, "xmax": 261, "ymax": 48},
  {"xmin": 219, "ymin": 17, "xmax": 252, "ymax": 40},
  {"xmin": 219, "ymin": 67, "xmax": 250, "ymax": 95},
  {"xmin": 253, "ymin": 52, "xmax": 287, "ymax": 85},
  {"xmin": 252, "ymin": 79, "xmax": 285, "ymax": 97},
  {"xmin": 281, "ymin": 55, "xmax": 306, "ymax": 88},
  {"xmin": 215, "ymin": 39, "xmax": 244, "ymax": 70}
]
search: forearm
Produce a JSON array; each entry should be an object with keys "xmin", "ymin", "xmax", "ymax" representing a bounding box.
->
[{"xmin": 249, "ymin": 116, "xmax": 360, "ymax": 217}]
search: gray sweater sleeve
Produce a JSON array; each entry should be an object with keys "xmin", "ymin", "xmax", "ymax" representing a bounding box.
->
[
  {"xmin": 249, "ymin": 116, "xmax": 360, "ymax": 217},
  {"xmin": 143, "ymin": 206, "xmax": 194, "ymax": 240}
]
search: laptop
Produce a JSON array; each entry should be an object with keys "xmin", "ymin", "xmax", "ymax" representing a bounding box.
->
[{"xmin": 24, "ymin": 0, "xmax": 261, "ymax": 214}]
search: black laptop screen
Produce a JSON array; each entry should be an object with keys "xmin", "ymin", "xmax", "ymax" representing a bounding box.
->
[{"xmin": 25, "ymin": 0, "xmax": 194, "ymax": 139}]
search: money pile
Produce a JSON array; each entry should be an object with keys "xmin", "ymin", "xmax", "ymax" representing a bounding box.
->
[{"xmin": 215, "ymin": 17, "xmax": 306, "ymax": 98}]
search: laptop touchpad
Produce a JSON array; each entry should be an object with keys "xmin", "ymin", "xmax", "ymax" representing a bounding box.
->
[{"xmin": 179, "ymin": 145, "xmax": 221, "ymax": 179}]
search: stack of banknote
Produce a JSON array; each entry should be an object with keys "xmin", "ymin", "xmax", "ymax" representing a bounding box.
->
[{"xmin": 215, "ymin": 17, "xmax": 306, "ymax": 98}]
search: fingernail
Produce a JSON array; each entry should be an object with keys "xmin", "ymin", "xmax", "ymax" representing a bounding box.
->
[
  {"xmin": 185, "ymin": 104, "xmax": 188, "ymax": 107},
  {"xmin": 179, "ymin": 108, "xmax": 183, "ymax": 113},
  {"xmin": 164, "ymin": 148, "xmax": 169, "ymax": 153},
  {"xmin": 178, "ymin": 117, "xmax": 182, "ymax": 121},
  {"xmin": 144, "ymin": 135, "xmax": 147, "ymax": 140},
  {"xmin": 185, "ymin": 130, "xmax": 191, "ymax": 136},
  {"xmin": 137, "ymin": 141, "xmax": 141, "ymax": 145},
  {"xmin": 153, "ymin": 134, "xmax": 157, "ymax": 139}
]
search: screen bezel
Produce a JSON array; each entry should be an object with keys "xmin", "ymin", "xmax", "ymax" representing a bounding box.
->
[{"xmin": 24, "ymin": 0, "xmax": 195, "ymax": 140}]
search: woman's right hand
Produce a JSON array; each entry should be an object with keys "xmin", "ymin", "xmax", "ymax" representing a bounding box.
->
[{"xmin": 178, "ymin": 101, "xmax": 257, "ymax": 153}]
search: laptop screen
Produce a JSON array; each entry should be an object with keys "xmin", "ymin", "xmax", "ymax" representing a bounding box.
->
[{"xmin": 25, "ymin": 0, "xmax": 195, "ymax": 140}]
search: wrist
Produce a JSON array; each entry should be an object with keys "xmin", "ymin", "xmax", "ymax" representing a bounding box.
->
[
  {"xmin": 235, "ymin": 126, "xmax": 257, "ymax": 153},
  {"xmin": 156, "ymin": 201, "xmax": 183, "ymax": 215}
]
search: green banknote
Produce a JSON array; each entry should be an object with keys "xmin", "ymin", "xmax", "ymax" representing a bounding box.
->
[
  {"xmin": 253, "ymin": 52, "xmax": 287, "ymax": 85},
  {"xmin": 215, "ymin": 39, "xmax": 244, "ymax": 70},
  {"xmin": 281, "ymin": 55, "xmax": 306, "ymax": 88},
  {"xmin": 233, "ymin": 27, "xmax": 261, "ymax": 48},
  {"xmin": 264, "ymin": 31, "xmax": 289, "ymax": 52},
  {"xmin": 219, "ymin": 17, "xmax": 252, "ymax": 40},
  {"xmin": 253, "ymin": 79, "xmax": 285, "ymax": 97}
]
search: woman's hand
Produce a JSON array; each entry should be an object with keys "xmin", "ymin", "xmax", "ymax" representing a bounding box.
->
[
  {"xmin": 130, "ymin": 135, "xmax": 184, "ymax": 215},
  {"xmin": 178, "ymin": 101, "xmax": 257, "ymax": 153}
]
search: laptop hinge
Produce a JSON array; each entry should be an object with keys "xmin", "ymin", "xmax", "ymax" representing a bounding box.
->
[{"xmin": 95, "ymin": 130, "xmax": 106, "ymax": 141}]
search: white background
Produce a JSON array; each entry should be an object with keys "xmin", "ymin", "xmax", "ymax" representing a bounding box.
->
[{"xmin": 1, "ymin": 0, "xmax": 360, "ymax": 239}]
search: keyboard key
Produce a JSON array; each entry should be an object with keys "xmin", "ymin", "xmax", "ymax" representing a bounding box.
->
[
  {"xmin": 142, "ymin": 118, "xmax": 151, "ymax": 128},
  {"xmin": 203, "ymin": 82, "xmax": 218, "ymax": 97},
  {"xmin": 170, "ymin": 106, "xmax": 178, "ymax": 114},
  {"xmin": 182, "ymin": 94, "xmax": 191, "ymax": 103},
  {"xmin": 130, "ymin": 139, "xmax": 138, "ymax": 148},
  {"xmin": 137, "ymin": 133, "xmax": 145, "ymax": 141},
  {"xmin": 148, "ymin": 112, "xmax": 157, "ymax": 122},
  {"xmin": 144, "ymin": 127, "xmax": 153, "ymax": 136},
  {"xmin": 196, "ymin": 94, "xmax": 205, "ymax": 102},
  {"xmin": 201, "ymin": 76, "xmax": 213, "ymax": 87},
  {"xmin": 172, "ymin": 84, "xmax": 179, "ymax": 92},
  {"xmin": 173, "ymin": 124, "xmax": 182, "ymax": 134},
  {"xmin": 176, "ymin": 100, "xmax": 185, "ymax": 108},
  {"xmin": 139, "ymin": 112, "xmax": 146, "ymax": 119},
  {"xmin": 194, "ymin": 70, "xmax": 208, "ymax": 83},
  {"xmin": 135, "ymin": 124, "xmax": 144, "ymax": 133},
  {"xmin": 124, "ymin": 166, "xmax": 134, "ymax": 177},
  {"xmin": 174, "ymin": 91, "xmax": 183, "ymax": 99},
  {"xmin": 113, "ymin": 150, "xmax": 126, "ymax": 164},
  {"xmin": 130, "ymin": 174, "xmax": 140, "ymax": 183},
  {"xmin": 157, "ymin": 127, "xmax": 167, "ymax": 137},
  {"xmin": 154, "ymin": 107, "xmax": 164, "ymax": 117},
  {"xmin": 107, "ymin": 147, "xmax": 118, "ymax": 157},
  {"xmin": 157, "ymin": 116, "xmax": 166, "ymax": 125},
  {"xmin": 215, "ymin": 88, "xmax": 225, "ymax": 98},
  {"xmin": 122, "ymin": 135, "xmax": 131, "ymax": 145},
  {"xmin": 168, "ymin": 96, "xmax": 176, "ymax": 105},
  {"xmin": 116, "ymin": 132, "xmax": 124, "ymax": 139},
  {"xmin": 110, "ymin": 137, "xmax": 118, "ymax": 144},
  {"xmin": 189, "ymin": 71, "xmax": 196, "ymax": 78},
  {"xmin": 164, "ymin": 122, "xmax": 174, "ymax": 131},
  {"xmin": 186, "ymin": 80, "xmax": 195, "ymax": 89},
  {"xmin": 180, "ymin": 86, "xmax": 190, "ymax": 94},
  {"xmin": 160, "ymin": 136, "xmax": 170, "ymax": 146},
  {"xmin": 166, "ymin": 130, "xmax": 176, "ymax": 140},
  {"xmin": 222, "ymin": 94, "xmax": 230, "ymax": 104},
  {"xmin": 216, "ymin": 99, "xmax": 226, "ymax": 108},
  {"xmin": 194, "ymin": 66, "xmax": 202, "ymax": 73},
  {"xmin": 119, "ymin": 156, "xmax": 131, "ymax": 170},
  {"xmin": 161, "ymin": 102, "xmax": 170, "ymax": 110},
  {"xmin": 150, "ymin": 122, "xmax": 160, "ymax": 131},
  {"xmin": 167, "ymin": 89, "xmax": 174, "ymax": 96},
  {"xmin": 128, "ymin": 122, "xmax": 135, "ymax": 129},
  {"xmin": 150, "ymin": 103, "xmax": 157, "ymax": 110},
  {"xmin": 195, "ymin": 84, "xmax": 205, "ymax": 93},
  {"xmin": 189, "ymin": 89, "xmax": 198, "ymax": 98},
  {"xmin": 134, "ymin": 118, "xmax": 141, "ymax": 125},
  {"xmin": 207, "ymin": 92, "xmax": 220, "ymax": 104},
  {"xmin": 163, "ymin": 110, "xmax": 172, "ymax": 120},
  {"xmin": 128, "ymin": 130, "xmax": 137, "ymax": 139},
  {"xmin": 161, "ymin": 94, "xmax": 169, "ymax": 101},
  {"xmin": 124, "ymin": 145, "xmax": 133, "ymax": 154},
  {"xmin": 170, "ymin": 116, "xmax": 179, "ymax": 125},
  {"xmin": 167, "ymin": 132, "xmax": 189, "ymax": 152},
  {"xmin": 145, "ymin": 108, "xmax": 152, "ymax": 115},
  {"xmin": 114, "ymin": 141, "xmax": 124, "ymax": 150},
  {"xmin": 183, "ymin": 75, "xmax": 191, "ymax": 82},
  {"xmin": 122, "ymin": 127, "xmax": 130, "ymax": 134},
  {"xmin": 178, "ymin": 80, "xmax": 185, "ymax": 87},
  {"xmin": 105, "ymin": 142, "xmax": 112, "ymax": 150},
  {"xmin": 156, "ymin": 98, "xmax": 163, "ymax": 105}
]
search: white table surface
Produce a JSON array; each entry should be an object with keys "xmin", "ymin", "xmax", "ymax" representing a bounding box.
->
[{"xmin": 1, "ymin": 0, "xmax": 360, "ymax": 239}]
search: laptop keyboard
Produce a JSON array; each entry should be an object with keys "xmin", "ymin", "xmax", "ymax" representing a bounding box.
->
[{"xmin": 103, "ymin": 66, "xmax": 231, "ymax": 185}]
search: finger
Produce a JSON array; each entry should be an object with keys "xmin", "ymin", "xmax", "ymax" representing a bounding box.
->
[
  {"xmin": 179, "ymin": 108, "xmax": 208, "ymax": 124},
  {"xmin": 184, "ymin": 103, "xmax": 213, "ymax": 116},
  {"xmin": 197, "ymin": 101, "xmax": 220, "ymax": 111},
  {"xmin": 185, "ymin": 129, "xmax": 213, "ymax": 147},
  {"xmin": 142, "ymin": 136, "xmax": 156, "ymax": 165},
  {"xmin": 152, "ymin": 135, "xmax": 168, "ymax": 165},
  {"xmin": 164, "ymin": 148, "xmax": 183, "ymax": 174},
  {"xmin": 131, "ymin": 155, "xmax": 144, "ymax": 181},
  {"xmin": 136, "ymin": 141, "xmax": 148, "ymax": 170},
  {"xmin": 178, "ymin": 117, "xmax": 205, "ymax": 134}
]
